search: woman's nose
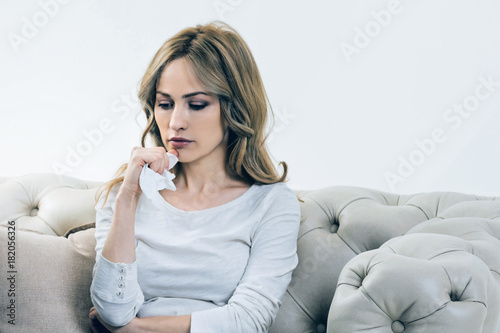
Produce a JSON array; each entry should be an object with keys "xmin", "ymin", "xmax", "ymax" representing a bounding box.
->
[{"xmin": 169, "ymin": 106, "xmax": 188, "ymax": 131}]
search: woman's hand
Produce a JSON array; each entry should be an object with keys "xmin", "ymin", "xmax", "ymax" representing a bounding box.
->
[
  {"xmin": 89, "ymin": 307, "xmax": 192, "ymax": 333},
  {"xmin": 120, "ymin": 147, "xmax": 179, "ymax": 198},
  {"xmin": 100, "ymin": 147, "xmax": 179, "ymax": 264},
  {"xmin": 89, "ymin": 307, "xmax": 138, "ymax": 333}
]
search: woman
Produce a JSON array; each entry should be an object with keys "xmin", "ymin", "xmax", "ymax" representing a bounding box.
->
[{"xmin": 89, "ymin": 22, "xmax": 300, "ymax": 333}]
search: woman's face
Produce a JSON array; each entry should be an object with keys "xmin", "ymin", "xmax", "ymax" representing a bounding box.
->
[{"xmin": 154, "ymin": 58, "xmax": 226, "ymax": 165}]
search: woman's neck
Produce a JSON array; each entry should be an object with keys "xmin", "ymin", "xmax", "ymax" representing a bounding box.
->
[
  {"xmin": 173, "ymin": 155, "xmax": 249, "ymax": 193},
  {"xmin": 176, "ymin": 164, "xmax": 229, "ymax": 191},
  {"xmin": 165, "ymin": 158, "xmax": 251, "ymax": 211}
]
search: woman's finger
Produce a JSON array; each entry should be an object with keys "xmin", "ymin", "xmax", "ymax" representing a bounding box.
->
[
  {"xmin": 89, "ymin": 315, "xmax": 98, "ymax": 333},
  {"xmin": 169, "ymin": 149, "xmax": 179, "ymax": 157}
]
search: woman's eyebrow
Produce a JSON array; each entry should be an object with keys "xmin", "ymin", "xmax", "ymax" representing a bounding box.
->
[{"xmin": 156, "ymin": 91, "xmax": 209, "ymax": 99}]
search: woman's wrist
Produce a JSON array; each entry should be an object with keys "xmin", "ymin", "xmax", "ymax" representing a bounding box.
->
[
  {"xmin": 116, "ymin": 188, "xmax": 141, "ymax": 207},
  {"xmin": 128, "ymin": 315, "xmax": 191, "ymax": 333},
  {"xmin": 125, "ymin": 317, "xmax": 140, "ymax": 332},
  {"xmin": 129, "ymin": 317, "xmax": 151, "ymax": 333}
]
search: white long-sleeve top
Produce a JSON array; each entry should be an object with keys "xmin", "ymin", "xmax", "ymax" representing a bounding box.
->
[{"xmin": 90, "ymin": 181, "xmax": 300, "ymax": 332}]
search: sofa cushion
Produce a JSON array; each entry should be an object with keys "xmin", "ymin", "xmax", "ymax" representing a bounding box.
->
[
  {"xmin": 0, "ymin": 225, "xmax": 96, "ymax": 333},
  {"xmin": 327, "ymin": 217, "xmax": 500, "ymax": 333}
]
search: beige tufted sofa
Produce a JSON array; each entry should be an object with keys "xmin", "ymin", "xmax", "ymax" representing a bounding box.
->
[{"xmin": 1, "ymin": 174, "xmax": 499, "ymax": 333}]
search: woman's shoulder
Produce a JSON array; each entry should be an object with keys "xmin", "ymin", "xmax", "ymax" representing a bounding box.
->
[
  {"xmin": 251, "ymin": 182, "xmax": 300, "ymax": 212},
  {"xmin": 252, "ymin": 181, "xmax": 295, "ymax": 197},
  {"xmin": 249, "ymin": 182, "xmax": 301, "ymax": 235}
]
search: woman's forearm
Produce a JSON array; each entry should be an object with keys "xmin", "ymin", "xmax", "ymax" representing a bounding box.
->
[
  {"xmin": 101, "ymin": 190, "xmax": 141, "ymax": 263},
  {"xmin": 133, "ymin": 315, "xmax": 191, "ymax": 333},
  {"xmin": 91, "ymin": 190, "xmax": 145, "ymax": 328}
]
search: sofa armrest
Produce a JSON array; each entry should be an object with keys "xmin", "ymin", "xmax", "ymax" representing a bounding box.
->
[
  {"xmin": 327, "ymin": 231, "xmax": 498, "ymax": 333},
  {"xmin": 0, "ymin": 173, "xmax": 102, "ymax": 235}
]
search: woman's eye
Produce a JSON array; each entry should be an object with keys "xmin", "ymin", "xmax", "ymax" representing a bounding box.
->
[
  {"xmin": 158, "ymin": 102, "xmax": 173, "ymax": 110},
  {"xmin": 189, "ymin": 103, "xmax": 207, "ymax": 111}
]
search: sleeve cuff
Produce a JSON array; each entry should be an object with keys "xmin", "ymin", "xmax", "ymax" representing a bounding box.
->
[{"xmin": 92, "ymin": 254, "xmax": 139, "ymax": 302}]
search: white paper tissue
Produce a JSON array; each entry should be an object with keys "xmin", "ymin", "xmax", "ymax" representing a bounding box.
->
[{"xmin": 139, "ymin": 152, "xmax": 178, "ymax": 209}]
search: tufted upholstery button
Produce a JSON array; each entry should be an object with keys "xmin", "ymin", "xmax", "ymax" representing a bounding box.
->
[
  {"xmin": 316, "ymin": 323, "xmax": 326, "ymax": 333},
  {"xmin": 391, "ymin": 320, "xmax": 405, "ymax": 333},
  {"xmin": 29, "ymin": 207, "xmax": 38, "ymax": 216},
  {"xmin": 330, "ymin": 224, "xmax": 338, "ymax": 233}
]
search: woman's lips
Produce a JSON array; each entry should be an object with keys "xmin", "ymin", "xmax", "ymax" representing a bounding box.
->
[{"xmin": 169, "ymin": 137, "xmax": 193, "ymax": 148}]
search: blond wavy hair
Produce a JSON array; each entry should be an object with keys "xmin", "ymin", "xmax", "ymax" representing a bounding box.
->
[{"xmin": 97, "ymin": 21, "xmax": 287, "ymax": 205}]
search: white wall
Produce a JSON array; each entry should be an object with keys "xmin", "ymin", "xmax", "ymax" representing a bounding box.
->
[{"xmin": 2, "ymin": 0, "xmax": 500, "ymax": 195}]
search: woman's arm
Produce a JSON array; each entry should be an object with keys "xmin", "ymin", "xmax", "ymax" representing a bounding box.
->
[
  {"xmin": 91, "ymin": 147, "xmax": 175, "ymax": 327},
  {"xmin": 189, "ymin": 185, "xmax": 301, "ymax": 333},
  {"xmin": 90, "ymin": 187, "xmax": 145, "ymax": 327},
  {"xmin": 89, "ymin": 307, "xmax": 191, "ymax": 333}
]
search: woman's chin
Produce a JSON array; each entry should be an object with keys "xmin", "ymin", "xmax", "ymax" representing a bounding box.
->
[{"xmin": 173, "ymin": 151, "xmax": 188, "ymax": 164}]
